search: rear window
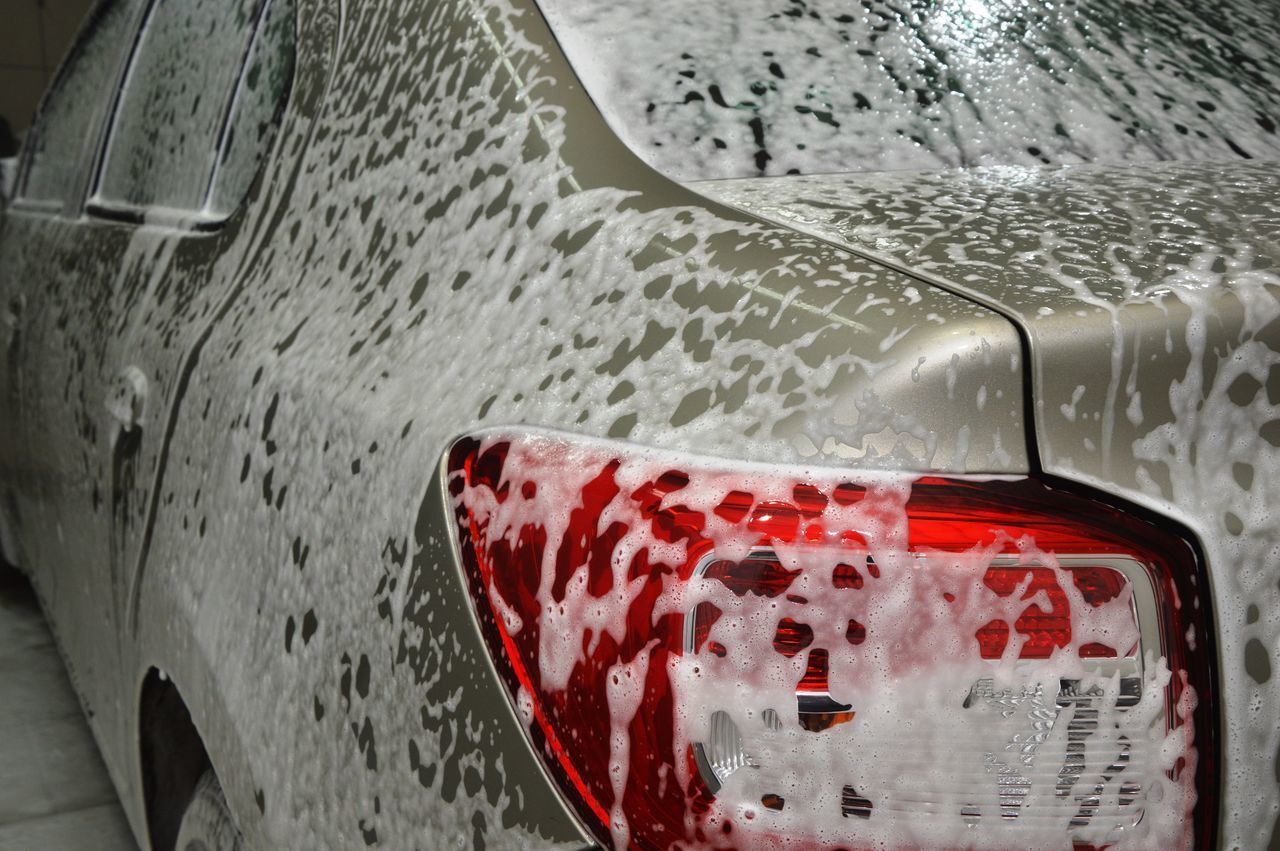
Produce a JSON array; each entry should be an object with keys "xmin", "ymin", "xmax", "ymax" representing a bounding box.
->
[
  {"xmin": 206, "ymin": 0, "xmax": 296, "ymax": 217},
  {"xmin": 96, "ymin": 0, "xmax": 265, "ymax": 213},
  {"xmin": 92, "ymin": 0, "xmax": 294, "ymax": 223},
  {"xmin": 537, "ymin": 0, "xmax": 1280, "ymax": 180}
]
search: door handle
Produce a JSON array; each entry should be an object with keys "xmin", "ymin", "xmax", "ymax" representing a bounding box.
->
[
  {"xmin": 2, "ymin": 293, "xmax": 20, "ymax": 352},
  {"xmin": 106, "ymin": 365, "xmax": 149, "ymax": 445}
]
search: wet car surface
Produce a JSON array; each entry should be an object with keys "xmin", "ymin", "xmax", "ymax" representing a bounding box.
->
[{"xmin": 0, "ymin": 0, "xmax": 1277, "ymax": 848}]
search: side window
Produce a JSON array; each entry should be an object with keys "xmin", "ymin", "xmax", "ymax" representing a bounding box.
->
[
  {"xmin": 208, "ymin": 0, "xmax": 296, "ymax": 217},
  {"xmin": 93, "ymin": 0, "xmax": 294, "ymax": 222},
  {"xmin": 18, "ymin": 1, "xmax": 139, "ymax": 209}
]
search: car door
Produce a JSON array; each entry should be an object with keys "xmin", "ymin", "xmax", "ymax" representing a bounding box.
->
[
  {"xmin": 1, "ymin": 0, "xmax": 295, "ymax": 775},
  {"xmin": 0, "ymin": 0, "xmax": 148, "ymax": 739}
]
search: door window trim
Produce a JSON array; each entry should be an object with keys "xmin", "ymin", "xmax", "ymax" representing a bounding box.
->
[
  {"xmin": 86, "ymin": 0, "xmax": 288, "ymax": 231},
  {"xmin": 12, "ymin": 0, "xmax": 294, "ymax": 232},
  {"xmin": 9, "ymin": 0, "xmax": 148, "ymax": 217}
]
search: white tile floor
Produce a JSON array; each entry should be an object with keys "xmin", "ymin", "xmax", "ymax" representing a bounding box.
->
[{"xmin": 0, "ymin": 565, "xmax": 138, "ymax": 851}]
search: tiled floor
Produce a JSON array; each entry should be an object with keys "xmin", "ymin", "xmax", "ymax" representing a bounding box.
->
[{"xmin": 0, "ymin": 564, "xmax": 138, "ymax": 851}]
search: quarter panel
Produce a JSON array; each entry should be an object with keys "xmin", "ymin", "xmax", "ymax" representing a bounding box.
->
[{"xmin": 131, "ymin": 0, "xmax": 1036, "ymax": 848}]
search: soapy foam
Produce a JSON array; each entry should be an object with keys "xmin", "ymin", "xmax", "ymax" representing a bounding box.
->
[
  {"xmin": 537, "ymin": 0, "xmax": 1280, "ymax": 180},
  {"xmin": 696, "ymin": 161, "xmax": 1280, "ymax": 848},
  {"xmin": 455, "ymin": 431, "xmax": 1196, "ymax": 849}
]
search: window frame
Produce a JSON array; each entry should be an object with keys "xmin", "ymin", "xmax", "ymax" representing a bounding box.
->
[
  {"xmin": 86, "ymin": 0, "xmax": 292, "ymax": 231},
  {"xmin": 10, "ymin": 0, "xmax": 147, "ymax": 218},
  {"xmin": 13, "ymin": 0, "xmax": 295, "ymax": 232}
]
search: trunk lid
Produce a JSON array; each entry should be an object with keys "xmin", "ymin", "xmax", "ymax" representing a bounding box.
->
[{"xmin": 696, "ymin": 159, "xmax": 1280, "ymax": 848}]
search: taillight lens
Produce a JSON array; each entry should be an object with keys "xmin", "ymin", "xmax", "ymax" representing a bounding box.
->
[{"xmin": 447, "ymin": 432, "xmax": 1215, "ymax": 849}]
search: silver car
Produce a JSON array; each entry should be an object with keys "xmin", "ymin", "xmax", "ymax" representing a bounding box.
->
[{"xmin": 1, "ymin": 0, "xmax": 1277, "ymax": 848}]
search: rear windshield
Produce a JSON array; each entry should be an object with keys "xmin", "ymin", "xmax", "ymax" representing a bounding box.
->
[{"xmin": 537, "ymin": 0, "xmax": 1280, "ymax": 180}]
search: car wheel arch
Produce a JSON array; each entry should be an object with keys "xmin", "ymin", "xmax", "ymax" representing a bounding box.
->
[{"xmin": 137, "ymin": 665, "xmax": 263, "ymax": 851}]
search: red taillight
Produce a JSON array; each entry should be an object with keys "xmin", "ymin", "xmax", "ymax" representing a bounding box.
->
[
  {"xmin": 974, "ymin": 563, "xmax": 1133, "ymax": 659},
  {"xmin": 447, "ymin": 432, "xmax": 1216, "ymax": 849}
]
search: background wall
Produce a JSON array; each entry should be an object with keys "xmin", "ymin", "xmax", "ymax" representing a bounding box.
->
[{"xmin": 0, "ymin": 0, "xmax": 96, "ymax": 145}]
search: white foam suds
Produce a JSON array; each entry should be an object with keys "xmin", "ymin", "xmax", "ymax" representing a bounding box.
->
[{"xmin": 457, "ymin": 432, "xmax": 1196, "ymax": 848}]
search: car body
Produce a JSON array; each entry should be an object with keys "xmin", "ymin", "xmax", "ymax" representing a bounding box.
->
[{"xmin": 0, "ymin": 0, "xmax": 1277, "ymax": 848}]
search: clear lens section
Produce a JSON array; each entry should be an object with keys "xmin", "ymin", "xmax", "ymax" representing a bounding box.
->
[
  {"xmin": 447, "ymin": 432, "xmax": 1215, "ymax": 850},
  {"xmin": 684, "ymin": 548, "xmax": 1153, "ymax": 834}
]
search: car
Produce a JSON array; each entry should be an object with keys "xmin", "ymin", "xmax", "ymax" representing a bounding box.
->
[{"xmin": 1, "ymin": 0, "xmax": 1277, "ymax": 847}]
